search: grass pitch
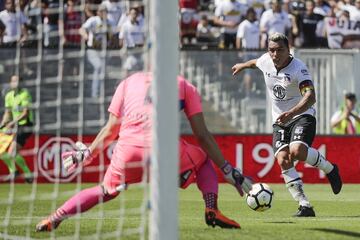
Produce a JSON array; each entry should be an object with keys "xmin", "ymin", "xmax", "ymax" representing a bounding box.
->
[{"xmin": 0, "ymin": 183, "xmax": 359, "ymax": 240}]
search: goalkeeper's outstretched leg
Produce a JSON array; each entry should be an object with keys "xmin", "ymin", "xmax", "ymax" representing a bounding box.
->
[
  {"xmin": 35, "ymin": 185, "xmax": 118, "ymax": 232},
  {"xmin": 36, "ymin": 144, "xmax": 145, "ymax": 232}
]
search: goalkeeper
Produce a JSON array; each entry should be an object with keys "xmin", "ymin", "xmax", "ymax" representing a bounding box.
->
[
  {"xmin": 36, "ymin": 72, "xmax": 252, "ymax": 231},
  {"xmin": 0, "ymin": 75, "xmax": 33, "ymax": 183}
]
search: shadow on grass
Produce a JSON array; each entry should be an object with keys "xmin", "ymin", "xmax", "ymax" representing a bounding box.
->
[{"xmin": 311, "ymin": 228, "xmax": 360, "ymax": 238}]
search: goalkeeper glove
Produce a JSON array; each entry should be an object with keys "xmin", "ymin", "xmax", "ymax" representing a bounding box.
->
[
  {"xmin": 62, "ymin": 141, "xmax": 93, "ymax": 174},
  {"xmin": 221, "ymin": 161, "xmax": 252, "ymax": 197}
]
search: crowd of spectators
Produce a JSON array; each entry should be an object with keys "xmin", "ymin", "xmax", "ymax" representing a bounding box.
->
[
  {"xmin": 0, "ymin": 0, "xmax": 145, "ymax": 49},
  {"xmin": 0, "ymin": 0, "xmax": 359, "ymax": 50},
  {"xmin": 181, "ymin": 0, "xmax": 360, "ymax": 49}
]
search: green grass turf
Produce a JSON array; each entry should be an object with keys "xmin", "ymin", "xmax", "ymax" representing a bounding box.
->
[{"xmin": 0, "ymin": 183, "xmax": 359, "ymax": 239}]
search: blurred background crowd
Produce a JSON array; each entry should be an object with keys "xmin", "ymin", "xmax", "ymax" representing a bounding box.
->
[
  {"xmin": 0, "ymin": 0, "xmax": 359, "ymax": 50},
  {"xmin": 0, "ymin": 0, "xmax": 359, "ymax": 135}
]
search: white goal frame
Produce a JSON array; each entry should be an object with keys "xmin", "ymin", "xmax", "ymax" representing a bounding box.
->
[{"xmin": 149, "ymin": 0, "xmax": 179, "ymax": 240}]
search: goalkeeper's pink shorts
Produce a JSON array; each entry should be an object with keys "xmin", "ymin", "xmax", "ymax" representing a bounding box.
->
[{"xmin": 102, "ymin": 142, "xmax": 207, "ymax": 195}]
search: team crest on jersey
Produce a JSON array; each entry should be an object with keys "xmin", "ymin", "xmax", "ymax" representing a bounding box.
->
[{"xmin": 273, "ymin": 85, "xmax": 286, "ymax": 99}]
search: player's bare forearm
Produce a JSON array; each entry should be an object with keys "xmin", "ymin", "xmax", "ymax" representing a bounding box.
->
[
  {"xmin": 0, "ymin": 110, "xmax": 11, "ymax": 128},
  {"xmin": 289, "ymin": 90, "xmax": 316, "ymax": 116},
  {"xmin": 232, "ymin": 59, "xmax": 257, "ymax": 76},
  {"xmin": 350, "ymin": 112, "xmax": 360, "ymax": 123},
  {"xmin": 89, "ymin": 113, "xmax": 120, "ymax": 157},
  {"xmin": 188, "ymin": 113, "xmax": 226, "ymax": 168},
  {"xmin": 331, "ymin": 118, "xmax": 343, "ymax": 128},
  {"xmin": 213, "ymin": 17, "xmax": 235, "ymax": 28},
  {"xmin": 276, "ymin": 90, "xmax": 316, "ymax": 124},
  {"xmin": 331, "ymin": 111, "xmax": 349, "ymax": 128},
  {"xmin": 197, "ymin": 133, "xmax": 226, "ymax": 168}
]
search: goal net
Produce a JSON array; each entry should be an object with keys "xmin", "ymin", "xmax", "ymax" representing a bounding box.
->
[{"xmin": 0, "ymin": 0, "xmax": 178, "ymax": 239}]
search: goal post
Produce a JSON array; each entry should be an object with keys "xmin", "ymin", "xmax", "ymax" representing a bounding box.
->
[
  {"xmin": 0, "ymin": 0, "xmax": 180, "ymax": 238},
  {"xmin": 149, "ymin": 0, "xmax": 179, "ymax": 239}
]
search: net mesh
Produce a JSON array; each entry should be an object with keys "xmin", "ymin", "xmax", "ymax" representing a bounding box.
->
[{"xmin": 0, "ymin": 0, "xmax": 151, "ymax": 239}]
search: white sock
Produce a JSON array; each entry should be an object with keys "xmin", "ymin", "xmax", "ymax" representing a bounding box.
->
[
  {"xmin": 305, "ymin": 148, "xmax": 334, "ymax": 174},
  {"xmin": 282, "ymin": 167, "xmax": 311, "ymax": 207}
]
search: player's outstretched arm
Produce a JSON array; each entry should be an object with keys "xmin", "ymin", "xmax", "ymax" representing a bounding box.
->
[
  {"xmin": 188, "ymin": 113, "xmax": 252, "ymax": 195},
  {"xmin": 88, "ymin": 113, "xmax": 121, "ymax": 157},
  {"xmin": 188, "ymin": 113, "xmax": 226, "ymax": 168},
  {"xmin": 232, "ymin": 59, "xmax": 258, "ymax": 76},
  {"xmin": 62, "ymin": 113, "xmax": 121, "ymax": 173}
]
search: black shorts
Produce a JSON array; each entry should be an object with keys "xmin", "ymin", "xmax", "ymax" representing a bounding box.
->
[
  {"xmin": 272, "ymin": 114, "xmax": 316, "ymax": 156},
  {"xmin": 16, "ymin": 123, "xmax": 33, "ymax": 146}
]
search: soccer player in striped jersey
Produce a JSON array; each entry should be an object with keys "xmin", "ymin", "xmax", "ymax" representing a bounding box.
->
[
  {"xmin": 231, "ymin": 32, "xmax": 342, "ymax": 217},
  {"xmin": 35, "ymin": 72, "xmax": 252, "ymax": 232}
]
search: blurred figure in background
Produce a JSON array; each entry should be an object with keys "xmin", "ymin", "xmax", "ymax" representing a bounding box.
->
[
  {"xmin": 179, "ymin": 0, "xmax": 199, "ymax": 45},
  {"xmin": 236, "ymin": 7, "xmax": 260, "ymax": 50},
  {"xmin": 196, "ymin": 14, "xmax": 218, "ymax": 48},
  {"xmin": 236, "ymin": 7, "xmax": 260, "ymax": 97},
  {"xmin": 331, "ymin": 92, "xmax": 360, "ymax": 134},
  {"xmin": 0, "ymin": 75, "xmax": 34, "ymax": 183},
  {"xmin": 214, "ymin": 0, "xmax": 247, "ymax": 49},
  {"xmin": 314, "ymin": 0, "xmax": 332, "ymax": 16},
  {"xmin": 118, "ymin": 7, "xmax": 145, "ymax": 75},
  {"xmin": 79, "ymin": 3, "xmax": 117, "ymax": 97},
  {"xmin": 0, "ymin": 19, "xmax": 5, "ymax": 44},
  {"xmin": 42, "ymin": 0, "xmax": 64, "ymax": 47},
  {"xmin": 0, "ymin": 0, "xmax": 28, "ymax": 47},
  {"xmin": 64, "ymin": 0, "xmax": 82, "ymax": 46},
  {"xmin": 259, "ymin": 0, "xmax": 291, "ymax": 48},
  {"xmin": 301, "ymin": 0, "xmax": 325, "ymax": 48}
]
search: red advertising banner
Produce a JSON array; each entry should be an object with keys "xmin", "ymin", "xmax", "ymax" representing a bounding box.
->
[{"xmin": 1, "ymin": 135, "xmax": 359, "ymax": 183}]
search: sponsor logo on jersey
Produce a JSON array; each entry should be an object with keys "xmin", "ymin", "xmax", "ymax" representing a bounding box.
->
[
  {"xmin": 294, "ymin": 126, "xmax": 304, "ymax": 134},
  {"xmin": 301, "ymin": 69, "xmax": 310, "ymax": 76},
  {"xmin": 273, "ymin": 85, "xmax": 286, "ymax": 99}
]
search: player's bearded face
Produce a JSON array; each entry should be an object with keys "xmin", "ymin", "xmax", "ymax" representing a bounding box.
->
[{"xmin": 268, "ymin": 41, "xmax": 290, "ymax": 69}]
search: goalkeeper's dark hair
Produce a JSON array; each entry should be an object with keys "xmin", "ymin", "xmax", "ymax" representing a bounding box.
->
[{"xmin": 268, "ymin": 33, "xmax": 289, "ymax": 49}]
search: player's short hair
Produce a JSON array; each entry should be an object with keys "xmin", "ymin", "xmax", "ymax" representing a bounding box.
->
[
  {"xmin": 268, "ymin": 33, "xmax": 289, "ymax": 48},
  {"xmin": 345, "ymin": 92, "xmax": 356, "ymax": 101},
  {"xmin": 246, "ymin": 7, "xmax": 256, "ymax": 16}
]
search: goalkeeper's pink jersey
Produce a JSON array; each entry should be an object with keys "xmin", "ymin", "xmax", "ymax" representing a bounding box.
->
[{"xmin": 108, "ymin": 72, "xmax": 203, "ymax": 148}]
